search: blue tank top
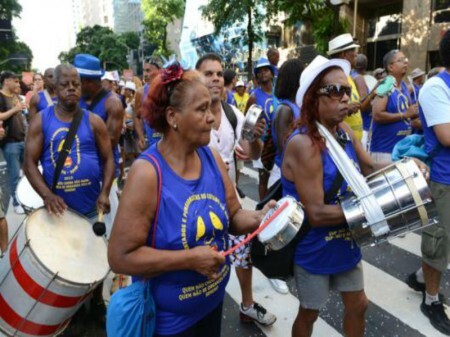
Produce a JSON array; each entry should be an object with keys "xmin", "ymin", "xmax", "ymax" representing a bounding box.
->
[
  {"xmin": 254, "ymin": 87, "xmax": 274, "ymax": 125},
  {"xmin": 80, "ymin": 91, "xmax": 120, "ymax": 177},
  {"xmin": 40, "ymin": 107, "xmax": 101, "ymax": 215},
  {"xmin": 272, "ymin": 100, "xmax": 300, "ymax": 168},
  {"xmin": 370, "ymin": 81, "xmax": 412, "ymax": 153},
  {"xmin": 281, "ymin": 129, "xmax": 362, "ymax": 274},
  {"xmin": 419, "ymin": 71, "xmax": 450, "ymax": 185},
  {"xmin": 36, "ymin": 91, "xmax": 57, "ymax": 112},
  {"xmin": 142, "ymin": 84, "xmax": 162, "ymax": 146},
  {"xmin": 139, "ymin": 145, "xmax": 230, "ymax": 335}
]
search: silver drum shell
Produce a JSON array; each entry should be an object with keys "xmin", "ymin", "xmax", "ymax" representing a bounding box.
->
[
  {"xmin": 241, "ymin": 104, "xmax": 263, "ymax": 142},
  {"xmin": 258, "ymin": 198, "xmax": 304, "ymax": 251},
  {"xmin": 342, "ymin": 158, "xmax": 438, "ymax": 247}
]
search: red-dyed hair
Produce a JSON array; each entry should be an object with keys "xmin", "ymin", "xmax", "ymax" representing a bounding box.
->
[
  {"xmin": 296, "ymin": 66, "xmax": 342, "ymax": 152},
  {"xmin": 140, "ymin": 70, "xmax": 204, "ymax": 133}
]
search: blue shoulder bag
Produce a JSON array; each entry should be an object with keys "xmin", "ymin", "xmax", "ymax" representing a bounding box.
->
[{"xmin": 106, "ymin": 154, "xmax": 162, "ymax": 337}]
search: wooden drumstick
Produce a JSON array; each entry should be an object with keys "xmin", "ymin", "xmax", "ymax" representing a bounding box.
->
[{"xmin": 93, "ymin": 210, "xmax": 106, "ymax": 236}]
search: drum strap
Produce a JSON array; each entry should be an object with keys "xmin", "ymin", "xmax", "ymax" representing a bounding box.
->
[
  {"xmin": 396, "ymin": 163, "xmax": 428, "ymax": 226},
  {"xmin": 51, "ymin": 108, "xmax": 83, "ymax": 192}
]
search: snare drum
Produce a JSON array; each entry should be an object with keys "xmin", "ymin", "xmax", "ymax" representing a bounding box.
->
[
  {"xmin": 16, "ymin": 167, "xmax": 44, "ymax": 214},
  {"xmin": 241, "ymin": 104, "xmax": 263, "ymax": 142},
  {"xmin": 258, "ymin": 196, "xmax": 304, "ymax": 251},
  {"xmin": 0, "ymin": 208, "xmax": 109, "ymax": 337},
  {"xmin": 342, "ymin": 158, "xmax": 438, "ymax": 247}
]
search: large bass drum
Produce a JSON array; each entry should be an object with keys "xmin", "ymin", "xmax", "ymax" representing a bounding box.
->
[
  {"xmin": 0, "ymin": 208, "xmax": 109, "ymax": 337},
  {"xmin": 342, "ymin": 158, "xmax": 438, "ymax": 247}
]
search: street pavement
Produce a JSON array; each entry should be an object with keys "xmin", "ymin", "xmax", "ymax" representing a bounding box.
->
[{"xmin": 0, "ymin": 163, "xmax": 449, "ymax": 337}]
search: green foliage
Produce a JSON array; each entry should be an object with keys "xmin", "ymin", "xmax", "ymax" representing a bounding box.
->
[
  {"xmin": 0, "ymin": 0, "xmax": 22, "ymax": 19},
  {"xmin": 118, "ymin": 32, "xmax": 140, "ymax": 50},
  {"xmin": 58, "ymin": 25, "xmax": 129, "ymax": 71},
  {"xmin": 0, "ymin": 37, "xmax": 33, "ymax": 73},
  {"xmin": 201, "ymin": 0, "xmax": 270, "ymax": 80},
  {"xmin": 268, "ymin": 0, "xmax": 348, "ymax": 54},
  {"xmin": 141, "ymin": 0, "xmax": 185, "ymax": 55}
]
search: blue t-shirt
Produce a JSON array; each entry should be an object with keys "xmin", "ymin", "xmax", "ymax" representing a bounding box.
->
[
  {"xmin": 272, "ymin": 99, "xmax": 300, "ymax": 168},
  {"xmin": 281, "ymin": 129, "xmax": 362, "ymax": 274},
  {"xmin": 41, "ymin": 107, "xmax": 101, "ymax": 215},
  {"xmin": 79, "ymin": 91, "xmax": 120, "ymax": 177},
  {"xmin": 226, "ymin": 90, "xmax": 236, "ymax": 106},
  {"xmin": 36, "ymin": 90, "xmax": 57, "ymax": 112},
  {"xmin": 419, "ymin": 71, "xmax": 450, "ymax": 185},
  {"xmin": 254, "ymin": 87, "xmax": 274, "ymax": 125},
  {"xmin": 142, "ymin": 83, "xmax": 162, "ymax": 147},
  {"xmin": 370, "ymin": 81, "xmax": 412, "ymax": 153},
  {"xmin": 139, "ymin": 145, "xmax": 230, "ymax": 335}
]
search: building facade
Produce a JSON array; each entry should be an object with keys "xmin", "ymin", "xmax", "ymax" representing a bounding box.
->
[
  {"xmin": 112, "ymin": 0, "xmax": 144, "ymax": 34},
  {"xmin": 343, "ymin": 0, "xmax": 450, "ymax": 71}
]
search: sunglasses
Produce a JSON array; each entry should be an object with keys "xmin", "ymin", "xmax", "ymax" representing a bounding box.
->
[{"xmin": 317, "ymin": 84, "xmax": 352, "ymax": 99}]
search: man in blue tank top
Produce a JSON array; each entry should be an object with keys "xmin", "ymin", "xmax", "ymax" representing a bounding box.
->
[
  {"xmin": 406, "ymin": 30, "xmax": 450, "ymax": 335},
  {"xmin": 23, "ymin": 64, "xmax": 115, "ymax": 333},
  {"xmin": 371, "ymin": 49, "xmax": 419, "ymax": 163},
  {"xmin": 29, "ymin": 68, "xmax": 57, "ymax": 119},
  {"xmin": 134, "ymin": 56, "xmax": 163, "ymax": 150},
  {"xmin": 245, "ymin": 58, "xmax": 275, "ymax": 200}
]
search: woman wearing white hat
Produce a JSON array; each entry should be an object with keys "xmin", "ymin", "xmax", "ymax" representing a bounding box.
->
[{"xmin": 282, "ymin": 56, "xmax": 385, "ymax": 337}]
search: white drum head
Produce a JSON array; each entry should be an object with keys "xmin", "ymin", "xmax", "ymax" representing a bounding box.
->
[
  {"xmin": 258, "ymin": 198, "xmax": 296, "ymax": 243},
  {"xmin": 25, "ymin": 208, "xmax": 109, "ymax": 284},
  {"xmin": 17, "ymin": 168, "xmax": 44, "ymax": 210}
]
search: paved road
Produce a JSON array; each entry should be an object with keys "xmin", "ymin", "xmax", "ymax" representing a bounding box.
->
[{"xmin": 0, "ymin": 163, "xmax": 449, "ymax": 337}]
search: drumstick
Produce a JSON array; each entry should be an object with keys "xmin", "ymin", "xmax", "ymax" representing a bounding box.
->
[
  {"xmin": 92, "ymin": 210, "xmax": 106, "ymax": 236},
  {"xmin": 221, "ymin": 201, "xmax": 289, "ymax": 257},
  {"xmin": 359, "ymin": 83, "xmax": 379, "ymax": 105}
]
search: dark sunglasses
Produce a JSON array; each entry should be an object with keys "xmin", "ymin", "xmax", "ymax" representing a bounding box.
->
[{"xmin": 317, "ymin": 84, "xmax": 352, "ymax": 99}]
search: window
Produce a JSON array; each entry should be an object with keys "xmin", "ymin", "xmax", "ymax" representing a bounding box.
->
[{"xmin": 433, "ymin": 0, "xmax": 450, "ymax": 23}]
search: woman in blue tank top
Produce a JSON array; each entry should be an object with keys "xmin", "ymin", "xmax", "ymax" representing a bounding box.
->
[
  {"xmin": 371, "ymin": 50, "xmax": 420, "ymax": 162},
  {"xmin": 108, "ymin": 62, "xmax": 275, "ymax": 337},
  {"xmin": 284, "ymin": 56, "xmax": 391, "ymax": 337}
]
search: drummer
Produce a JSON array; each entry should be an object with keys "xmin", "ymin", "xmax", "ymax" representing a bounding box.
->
[
  {"xmin": 23, "ymin": 63, "xmax": 115, "ymax": 330},
  {"xmin": 280, "ymin": 55, "xmax": 429, "ymax": 337}
]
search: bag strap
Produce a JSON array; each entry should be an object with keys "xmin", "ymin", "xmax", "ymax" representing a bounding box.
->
[
  {"xmin": 52, "ymin": 108, "xmax": 84, "ymax": 192},
  {"xmin": 143, "ymin": 154, "xmax": 162, "ymax": 248},
  {"xmin": 43, "ymin": 90, "xmax": 54, "ymax": 107},
  {"xmin": 222, "ymin": 101, "xmax": 237, "ymax": 140}
]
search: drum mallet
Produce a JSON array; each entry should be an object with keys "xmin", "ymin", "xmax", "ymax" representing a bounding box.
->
[
  {"xmin": 221, "ymin": 201, "xmax": 289, "ymax": 257},
  {"xmin": 93, "ymin": 210, "xmax": 106, "ymax": 236}
]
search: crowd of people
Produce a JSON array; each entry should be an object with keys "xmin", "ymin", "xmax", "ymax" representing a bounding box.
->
[{"xmin": 0, "ymin": 28, "xmax": 448, "ymax": 337}]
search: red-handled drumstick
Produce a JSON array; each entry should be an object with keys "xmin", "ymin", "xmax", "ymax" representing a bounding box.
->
[{"xmin": 221, "ymin": 201, "xmax": 289, "ymax": 257}]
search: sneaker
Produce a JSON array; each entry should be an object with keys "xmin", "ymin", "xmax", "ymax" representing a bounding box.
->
[
  {"xmin": 406, "ymin": 273, "xmax": 446, "ymax": 303},
  {"xmin": 14, "ymin": 205, "xmax": 25, "ymax": 214},
  {"xmin": 421, "ymin": 300, "xmax": 450, "ymax": 335},
  {"xmin": 269, "ymin": 278, "xmax": 289, "ymax": 294},
  {"xmin": 240, "ymin": 302, "xmax": 277, "ymax": 326}
]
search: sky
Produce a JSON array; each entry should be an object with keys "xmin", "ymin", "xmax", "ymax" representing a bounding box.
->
[{"xmin": 13, "ymin": 0, "xmax": 75, "ymax": 72}]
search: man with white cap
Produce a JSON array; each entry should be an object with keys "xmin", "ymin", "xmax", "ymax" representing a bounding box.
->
[
  {"xmin": 327, "ymin": 33, "xmax": 365, "ymax": 142},
  {"xmin": 234, "ymin": 80, "xmax": 249, "ymax": 112},
  {"xmin": 101, "ymin": 71, "xmax": 117, "ymax": 92},
  {"xmin": 282, "ymin": 55, "xmax": 387, "ymax": 337}
]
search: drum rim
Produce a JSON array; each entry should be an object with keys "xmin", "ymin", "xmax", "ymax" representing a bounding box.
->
[
  {"xmin": 16, "ymin": 176, "xmax": 44, "ymax": 210},
  {"xmin": 243, "ymin": 104, "xmax": 263, "ymax": 128},
  {"xmin": 23, "ymin": 207, "xmax": 109, "ymax": 286}
]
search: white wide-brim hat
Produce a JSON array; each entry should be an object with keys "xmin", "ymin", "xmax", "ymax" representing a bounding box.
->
[
  {"xmin": 327, "ymin": 33, "xmax": 360, "ymax": 56},
  {"xmin": 295, "ymin": 55, "xmax": 351, "ymax": 108}
]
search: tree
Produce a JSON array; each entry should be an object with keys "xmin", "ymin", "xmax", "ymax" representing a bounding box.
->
[
  {"xmin": 0, "ymin": 0, "xmax": 22, "ymax": 19},
  {"xmin": 201, "ymin": 0, "xmax": 269, "ymax": 80},
  {"xmin": 58, "ymin": 25, "xmax": 129, "ymax": 71},
  {"xmin": 141, "ymin": 0, "xmax": 185, "ymax": 55},
  {"xmin": 268, "ymin": 0, "xmax": 348, "ymax": 54},
  {"xmin": 118, "ymin": 32, "xmax": 140, "ymax": 50}
]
